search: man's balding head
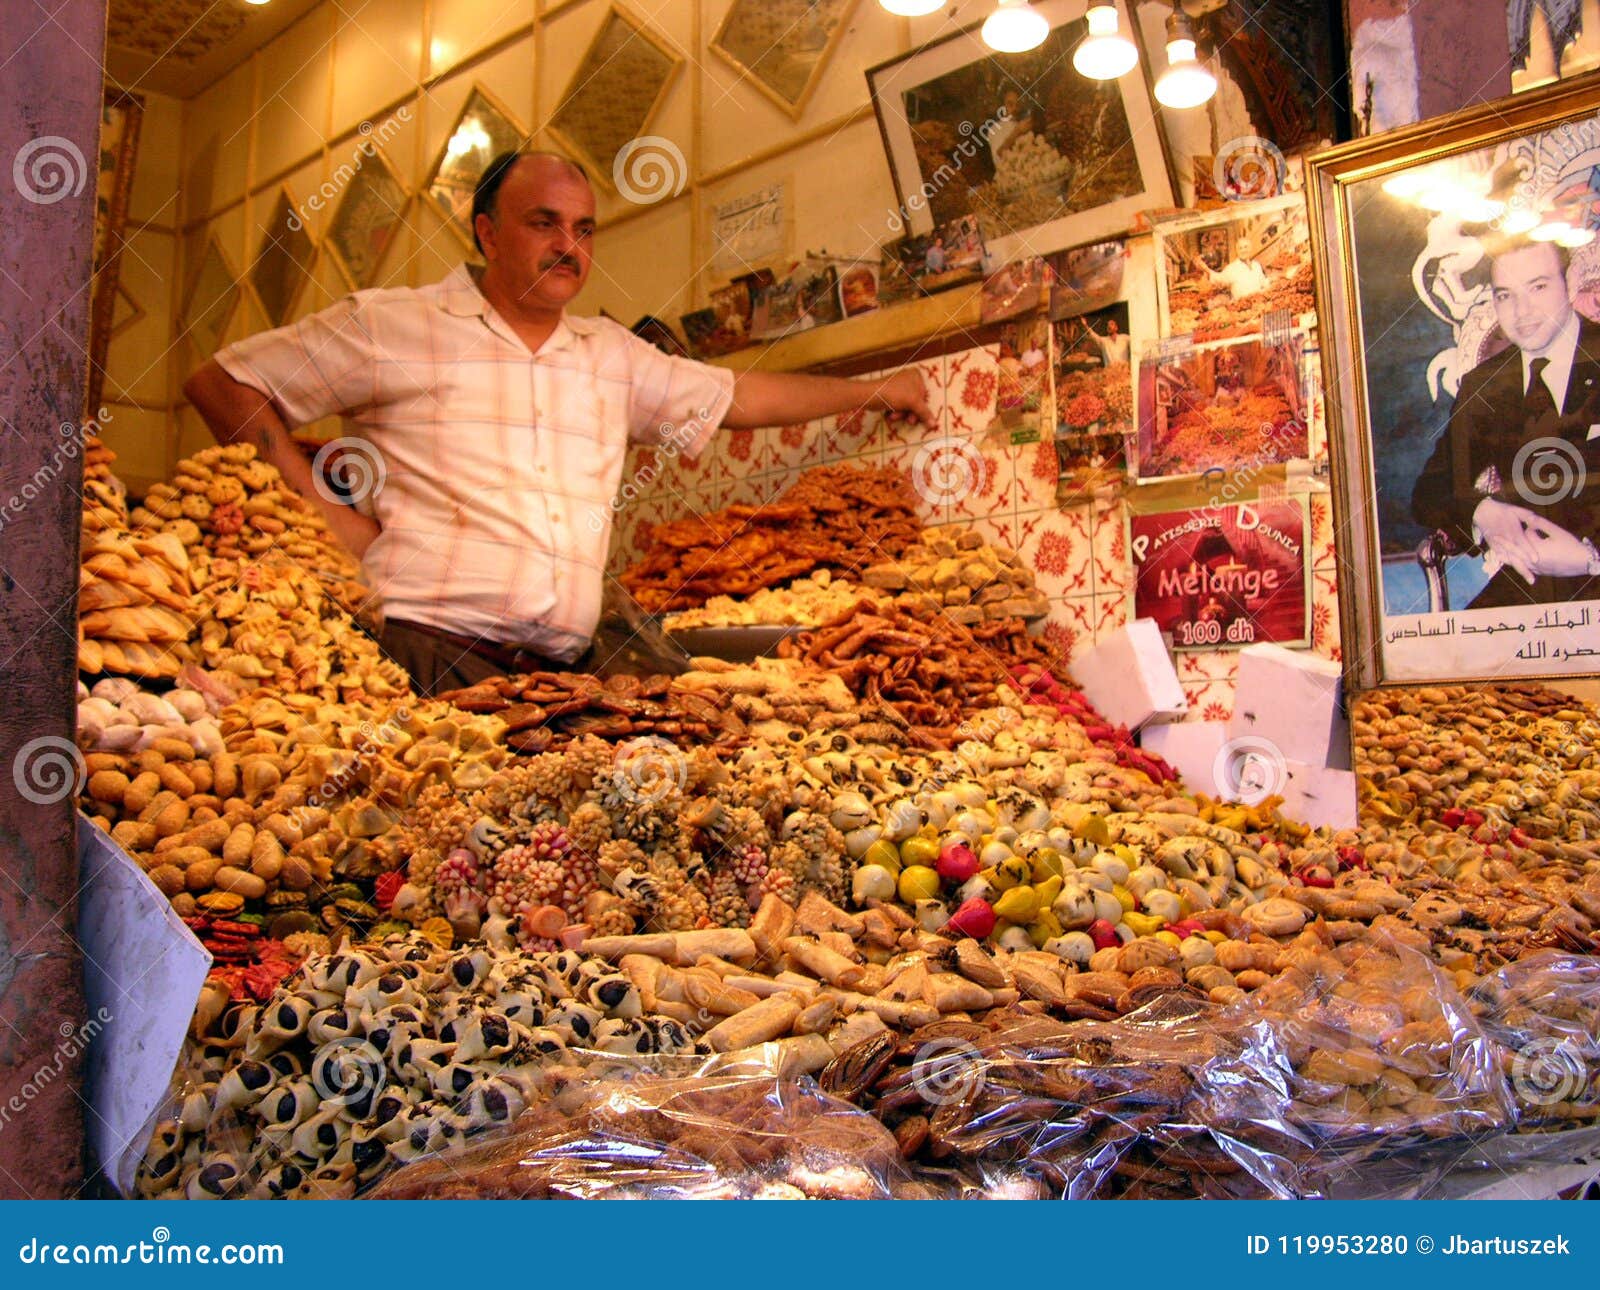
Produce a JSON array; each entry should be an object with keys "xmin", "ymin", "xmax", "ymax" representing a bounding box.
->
[{"xmin": 472, "ymin": 150, "xmax": 591, "ymax": 253}]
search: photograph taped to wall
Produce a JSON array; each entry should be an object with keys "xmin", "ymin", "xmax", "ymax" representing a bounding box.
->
[
  {"xmin": 1307, "ymin": 78, "xmax": 1600, "ymax": 687},
  {"xmin": 1153, "ymin": 194, "xmax": 1315, "ymax": 341},
  {"xmin": 1054, "ymin": 303, "xmax": 1133, "ymax": 500},
  {"xmin": 250, "ymin": 187, "xmax": 316, "ymax": 328},
  {"xmin": 1048, "ymin": 238, "xmax": 1127, "ymax": 318},
  {"xmin": 425, "ymin": 85, "xmax": 529, "ymax": 248},
  {"xmin": 710, "ymin": 0, "xmax": 858, "ymax": 119},
  {"xmin": 1129, "ymin": 499, "xmax": 1311, "ymax": 650},
  {"xmin": 182, "ymin": 237, "xmax": 240, "ymax": 358},
  {"xmin": 547, "ymin": 6, "xmax": 682, "ymax": 190},
  {"xmin": 980, "ymin": 255, "xmax": 1051, "ymax": 323},
  {"xmin": 992, "ymin": 314, "xmax": 1053, "ymax": 444},
  {"xmin": 866, "ymin": 0, "xmax": 1172, "ymax": 264},
  {"xmin": 326, "ymin": 140, "xmax": 409, "ymax": 289},
  {"xmin": 1135, "ymin": 333, "xmax": 1309, "ymax": 481}
]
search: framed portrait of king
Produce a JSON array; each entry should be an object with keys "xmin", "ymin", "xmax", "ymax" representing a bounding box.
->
[{"xmin": 1308, "ymin": 74, "xmax": 1600, "ymax": 688}]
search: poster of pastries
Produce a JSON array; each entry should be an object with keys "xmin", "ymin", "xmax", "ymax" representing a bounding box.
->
[
  {"xmin": 1153, "ymin": 194, "xmax": 1315, "ymax": 341},
  {"xmin": 1048, "ymin": 239, "xmax": 1127, "ymax": 319},
  {"xmin": 1135, "ymin": 333, "xmax": 1309, "ymax": 480},
  {"xmin": 1054, "ymin": 303, "xmax": 1133, "ymax": 501},
  {"xmin": 1129, "ymin": 499, "xmax": 1311, "ymax": 649},
  {"xmin": 990, "ymin": 315, "xmax": 1052, "ymax": 445}
]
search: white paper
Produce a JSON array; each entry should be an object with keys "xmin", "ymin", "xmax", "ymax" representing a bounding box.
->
[{"xmin": 77, "ymin": 818, "xmax": 212, "ymax": 1195}]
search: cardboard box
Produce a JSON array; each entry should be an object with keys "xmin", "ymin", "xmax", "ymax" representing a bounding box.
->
[
  {"xmin": 1073, "ymin": 619, "xmax": 1187, "ymax": 731},
  {"xmin": 1139, "ymin": 720, "xmax": 1226, "ymax": 796},
  {"xmin": 1280, "ymin": 758, "xmax": 1358, "ymax": 830},
  {"xmin": 1229, "ymin": 643, "xmax": 1348, "ymax": 769}
]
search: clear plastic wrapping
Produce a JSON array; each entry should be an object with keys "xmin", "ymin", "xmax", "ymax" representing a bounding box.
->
[
  {"xmin": 1470, "ymin": 951, "xmax": 1600, "ymax": 1127},
  {"xmin": 371, "ymin": 1073, "xmax": 928, "ymax": 1199}
]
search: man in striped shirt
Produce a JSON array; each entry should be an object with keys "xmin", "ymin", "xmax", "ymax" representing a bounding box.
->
[{"xmin": 185, "ymin": 151, "xmax": 932, "ymax": 694}]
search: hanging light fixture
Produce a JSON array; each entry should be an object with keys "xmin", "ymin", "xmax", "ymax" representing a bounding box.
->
[
  {"xmin": 982, "ymin": 0, "xmax": 1049, "ymax": 52},
  {"xmin": 878, "ymin": 0, "xmax": 947, "ymax": 15},
  {"xmin": 1556, "ymin": 225, "xmax": 1596, "ymax": 247},
  {"xmin": 1153, "ymin": 3, "xmax": 1216, "ymax": 109},
  {"xmin": 1073, "ymin": 3, "xmax": 1138, "ymax": 79}
]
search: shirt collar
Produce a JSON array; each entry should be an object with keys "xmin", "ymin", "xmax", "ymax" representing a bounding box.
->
[
  {"xmin": 434, "ymin": 263, "xmax": 602, "ymax": 352},
  {"xmin": 1522, "ymin": 308, "xmax": 1581, "ymax": 390}
]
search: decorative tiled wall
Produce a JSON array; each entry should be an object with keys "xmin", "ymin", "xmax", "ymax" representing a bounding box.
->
[{"xmin": 606, "ymin": 341, "xmax": 1343, "ymax": 724}]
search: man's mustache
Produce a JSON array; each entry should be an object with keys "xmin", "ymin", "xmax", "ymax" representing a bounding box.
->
[{"xmin": 540, "ymin": 258, "xmax": 582, "ymax": 273}]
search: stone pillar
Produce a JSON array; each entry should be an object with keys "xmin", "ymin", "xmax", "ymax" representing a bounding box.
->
[{"xmin": 0, "ymin": 0, "xmax": 106, "ymax": 1199}]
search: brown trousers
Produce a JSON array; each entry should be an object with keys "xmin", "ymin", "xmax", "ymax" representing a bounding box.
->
[{"xmin": 376, "ymin": 618, "xmax": 589, "ymax": 698}]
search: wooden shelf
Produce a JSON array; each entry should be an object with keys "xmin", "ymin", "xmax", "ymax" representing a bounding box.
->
[{"xmin": 708, "ymin": 283, "xmax": 986, "ymax": 375}]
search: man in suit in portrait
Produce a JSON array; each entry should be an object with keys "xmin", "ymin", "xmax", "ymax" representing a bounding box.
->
[{"xmin": 1412, "ymin": 234, "xmax": 1600, "ymax": 609}]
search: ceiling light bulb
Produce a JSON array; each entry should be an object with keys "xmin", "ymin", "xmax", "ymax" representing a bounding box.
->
[
  {"xmin": 243, "ymin": 0, "xmax": 272, "ymax": 6},
  {"xmin": 1153, "ymin": 9, "xmax": 1215, "ymax": 109},
  {"xmin": 1073, "ymin": 4, "xmax": 1138, "ymax": 79},
  {"xmin": 1555, "ymin": 225, "xmax": 1595, "ymax": 248},
  {"xmin": 1530, "ymin": 218, "xmax": 1571, "ymax": 241},
  {"xmin": 878, "ymin": 0, "xmax": 947, "ymax": 15},
  {"xmin": 982, "ymin": 0, "xmax": 1050, "ymax": 53}
]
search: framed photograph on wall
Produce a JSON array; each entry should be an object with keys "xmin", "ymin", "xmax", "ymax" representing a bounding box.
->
[
  {"xmin": 1306, "ymin": 75, "xmax": 1600, "ymax": 688},
  {"xmin": 249, "ymin": 187, "xmax": 316, "ymax": 328},
  {"xmin": 710, "ymin": 0, "xmax": 858, "ymax": 121},
  {"xmin": 424, "ymin": 85, "xmax": 529, "ymax": 249},
  {"xmin": 182, "ymin": 236, "xmax": 241, "ymax": 358},
  {"xmin": 326, "ymin": 141, "xmax": 410, "ymax": 290},
  {"xmin": 866, "ymin": 0, "xmax": 1172, "ymax": 265},
  {"xmin": 547, "ymin": 6, "xmax": 682, "ymax": 192}
]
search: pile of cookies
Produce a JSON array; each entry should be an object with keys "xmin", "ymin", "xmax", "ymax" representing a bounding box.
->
[
  {"xmin": 132, "ymin": 443, "xmax": 371, "ymax": 617},
  {"xmin": 79, "ymin": 437, "xmax": 198, "ymax": 680},
  {"xmin": 860, "ymin": 523, "xmax": 1048, "ymax": 626}
]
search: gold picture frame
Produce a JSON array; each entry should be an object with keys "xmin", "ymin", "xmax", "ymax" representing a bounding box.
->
[
  {"xmin": 326, "ymin": 138, "xmax": 411, "ymax": 290},
  {"xmin": 424, "ymin": 84, "xmax": 530, "ymax": 250},
  {"xmin": 1306, "ymin": 73, "xmax": 1600, "ymax": 689},
  {"xmin": 249, "ymin": 186, "xmax": 317, "ymax": 328},
  {"xmin": 709, "ymin": 0, "xmax": 859, "ymax": 122},
  {"xmin": 182, "ymin": 235, "xmax": 241, "ymax": 357},
  {"xmin": 546, "ymin": 5, "xmax": 683, "ymax": 192}
]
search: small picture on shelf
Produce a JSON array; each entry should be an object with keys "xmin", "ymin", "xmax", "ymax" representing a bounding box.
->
[
  {"xmin": 1048, "ymin": 239, "xmax": 1127, "ymax": 319},
  {"xmin": 1054, "ymin": 303, "xmax": 1133, "ymax": 501},
  {"xmin": 1153, "ymin": 194, "xmax": 1314, "ymax": 341},
  {"xmin": 838, "ymin": 260, "xmax": 881, "ymax": 316},
  {"xmin": 680, "ymin": 272, "xmax": 769, "ymax": 360},
  {"xmin": 1135, "ymin": 333, "xmax": 1308, "ymax": 480},
  {"xmin": 980, "ymin": 255, "xmax": 1051, "ymax": 323},
  {"xmin": 896, "ymin": 214, "xmax": 986, "ymax": 292}
]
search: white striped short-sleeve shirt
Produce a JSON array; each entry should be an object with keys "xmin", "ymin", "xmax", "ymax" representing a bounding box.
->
[{"xmin": 215, "ymin": 264, "xmax": 734, "ymax": 660}]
